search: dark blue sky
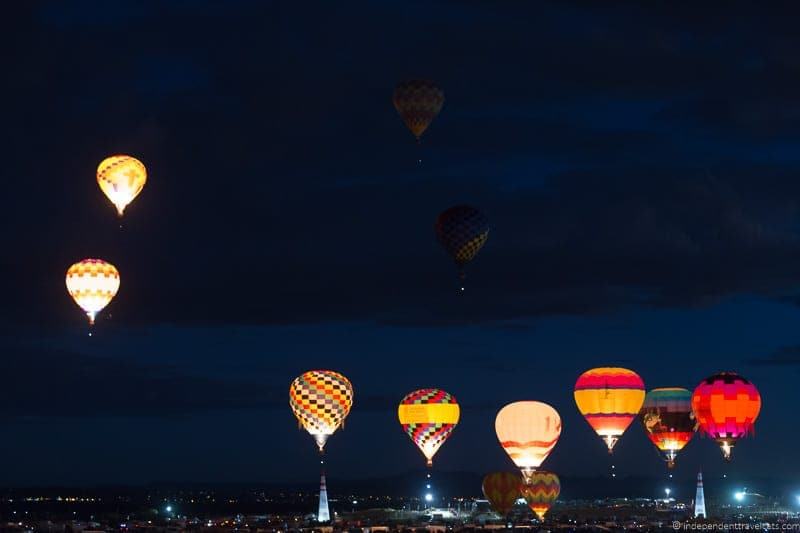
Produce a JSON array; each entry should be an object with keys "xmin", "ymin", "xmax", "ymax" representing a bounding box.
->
[{"xmin": 2, "ymin": 1, "xmax": 800, "ymax": 489}]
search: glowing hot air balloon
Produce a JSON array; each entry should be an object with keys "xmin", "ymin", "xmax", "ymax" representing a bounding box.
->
[
  {"xmin": 435, "ymin": 205, "xmax": 489, "ymax": 284},
  {"xmin": 393, "ymin": 80, "xmax": 444, "ymax": 141},
  {"xmin": 97, "ymin": 155, "xmax": 147, "ymax": 216},
  {"xmin": 639, "ymin": 388, "xmax": 696, "ymax": 469},
  {"xmin": 481, "ymin": 472, "xmax": 521, "ymax": 517},
  {"xmin": 519, "ymin": 471, "xmax": 560, "ymax": 521},
  {"xmin": 65, "ymin": 258, "xmax": 120, "ymax": 325},
  {"xmin": 691, "ymin": 372, "xmax": 761, "ymax": 461},
  {"xmin": 398, "ymin": 388, "xmax": 460, "ymax": 466},
  {"xmin": 574, "ymin": 367, "xmax": 645, "ymax": 453},
  {"xmin": 495, "ymin": 401, "xmax": 561, "ymax": 483},
  {"xmin": 289, "ymin": 370, "xmax": 353, "ymax": 452}
]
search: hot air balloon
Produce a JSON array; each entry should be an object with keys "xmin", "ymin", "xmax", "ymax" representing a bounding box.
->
[
  {"xmin": 574, "ymin": 367, "xmax": 645, "ymax": 453},
  {"xmin": 435, "ymin": 205, "xmax": 489, "ymax": 284},
  {"xmin": 393, "ymin": 80, "xmax": 444, "ymax": 141},
  {"xmin": 519, "ymin": 471, "xmax": 560, "ymax": 521},
  {"xmin": 495, "ymin": 401, "xmax": 561, "ymax": 483},
  {"xmin": 289, "ymin": 370, "xmax": 354, "ymax": 452},
  {"xmin": 691, "ymin": 372, "xmax": 761, "ymax": 461},
  {"xmin": 481, "ymin": 472, "xmax": 521, "ymax": 517},
  {"xmin": 65, "ymin": 258, "xmax": 120, "ymax": 325},
  {"xmin": 398, "ymin": 388, "xmax": 460, "ymax": 467},
  {"xmin": 97, "ymin": 155, "xmax": 147, "ymax": 216},
  {"xmin": 639, "ymin": 388, "xmax": 696, "ymax": 469}
]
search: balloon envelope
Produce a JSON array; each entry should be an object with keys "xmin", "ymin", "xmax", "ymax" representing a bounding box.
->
[
  {"xmin": 495, "ymin": 401, "xmax": 561, "ymax": 481},
  {"xmin": 289, "ymin": 370, "xmax": 353, "ymax": 452},
  {"xmin": 97, "ymin": 155, "xmax": 147, "ymax": 216},
  {"xmin": 639, "ymin": 387, "xmax": 696, "ymax": 468},
  {"xmin": 481, "ymin": 472, "xmax": 521, "ymax": 517},
  {"xmin": 398, "ymin": 388, "xmax": 460, "ymax": 466},
  {"xmin": 393, "ymin": 80, "xmax": 444, "ymax": 140},
  {"xmin": 435, "ymin": 205, "xmax": 489, "ymax": 276},
  {"xmin": 691, "ymin": 372, "xmax": 761, "ymax": 461},
  {"xmin": 519, "ymin": 471, "xmax": 560, "ymax": 521},
  {"xmin": 65, "ymin": 258, "xmax": 120, "ymax": 324},
  {"xmin": 574, "ymin": 367, "xmax": 645, "ymax": 453}
]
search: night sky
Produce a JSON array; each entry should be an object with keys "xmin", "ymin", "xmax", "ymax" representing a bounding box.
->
[{"xmin": 2, "ymin": 1, "xmax": 800, "ymax": 490}]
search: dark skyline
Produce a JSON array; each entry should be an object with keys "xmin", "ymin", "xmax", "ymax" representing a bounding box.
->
[{"xmin": 2, "ymin": 1, "xmax": 799, "ymax": 487}]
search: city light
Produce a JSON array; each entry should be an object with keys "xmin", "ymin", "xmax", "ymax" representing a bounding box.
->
[
  {"xmin": 734, "ymin": 491, "xmax": 745, "ymax": 502},
  {"xmin": 425, "ymin": 493, "xmax": 433, "ymax": 503},
  {"xmin": 665, "ymin": 488, "xmax": 671, "ymax": 498},
  {"xmin": 796, "ymin": 495, "xmax": 800, "ymax": 506}
]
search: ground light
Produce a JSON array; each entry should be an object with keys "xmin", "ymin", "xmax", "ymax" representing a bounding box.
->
[
  {"xmin": 425, "ymin": 493, "xmax": 433, "ymax": 503},
  {"xmin": 734, "ymin": 491, "xmax": 745, "ymax": 502}
]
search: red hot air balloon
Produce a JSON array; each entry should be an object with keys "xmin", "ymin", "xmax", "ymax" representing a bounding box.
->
[
  {"xmin": 481, "ymin": 472, "xmax": 522, "ymax": 517},
  {"xmin": 691, "ymin": 372, "xmax": 761, "ymax": 461}
]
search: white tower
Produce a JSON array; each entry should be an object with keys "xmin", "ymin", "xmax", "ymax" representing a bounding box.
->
[
  {"xmin": 694, "ymin": 471, "xmax": 706, "ymax": 518},
  {"xmin": 318, "ymin": 472, "xmax": 330, "ymax": 522}
]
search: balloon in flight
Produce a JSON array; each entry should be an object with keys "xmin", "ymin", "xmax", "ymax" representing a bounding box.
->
[
  {"xmin": 574, "ymin": 367, "xmax": 645, "ymax": 453},
  {"xmin": 65, "ymin": 258, "xmax": 120, "ymax": 325},
  {"xmin": 289, "ymin": 370, "xmax": 354, "ymax": 452},
  {"xmin": 495, "ymin": 401, "xmax": 561, "ymax": 483},
  {"xmin": 435, "ymin": 205, "xmax": 489, "ymax": 283},
  {"xmin": 393, "ymin": 80, "xmax": 444, "ymax": 140},
  {"xmin": 481, "ymin": 472, "xmax": 522, "ymax": 517},
  {"xmin": 519, "ymin": 471, "xmax": 560, "ymax": 521},
  {"xmin": 691, "ymin": 372, "xmax": 761, "ymax": 462},
  {"xmin": 97, "ymin": 155, "xmax": 147, "ymax": 216},
  {"xmin": 398, "ymin": 388, "xmax": 460, "ymax": 466},
  {"xmin": 639, "ymin": 387, "xmax": 696, "ymax": 469}
]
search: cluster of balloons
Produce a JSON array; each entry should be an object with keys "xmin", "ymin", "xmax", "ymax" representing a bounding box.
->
[
  {"xmin": 65, "ymin": 155, "xmax": 147, "ymax": 325},
  {"xmin": 289, "ymin": 367, "xmax": 762, "ymax": 522}
]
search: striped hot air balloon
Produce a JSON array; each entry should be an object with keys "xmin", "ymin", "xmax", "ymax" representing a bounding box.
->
[
  {"xmin": 65, "ymin": 258, "xmax": 120, "ymax": 325},
  {"xmin": 289, "ymin": 370, "xmax": 354, "ymax": 452},
  {"xmin": 519, "ymin": 471, "xmax": 560, "ymax": 521},
  {"xmin": 574, "ymin": 367, "xmax": 645, "ymax": 453},
  {"xmin": 691, "ymin": 372, "xmax": 761, "ymax": 462},
  {"xmin": 398, "ymin": 388, "xmax": 460, "ymax": 467},
  {"xmin": 639, "ymin": 388, "xmax": 696, "ymax": 469},
  {"xmin": 392, "ymin": 80, "xmax": 444, "ymax": 140},
  {"xmin": 435, "ymin": 205, "xmax": 489, "ymax": 285},
  {"xmin": 495, "ymin": 401, "xmax": 561, "ymax": 483},
  {"xmin": 97, "ymin": 155, "xmax": 147, "ymax": 216},
  {"xmin": 481, "ymin": 472, "xmax": 522, "ymax": 517}
]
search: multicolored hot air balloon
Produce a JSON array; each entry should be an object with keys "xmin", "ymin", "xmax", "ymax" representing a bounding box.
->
[
  {"xmin": 398, "ymin": 388, "xmax": 460, "ymax": 466},
  {"xmin": 289, "ymin": 370, "xmax": 354, "ymax": 452},
  {"xmin": 574, "ymin": 367, "xmax": 645, "ymax": 453},
  {"xmin": 65, "ymin": 258, "xmax": 120, "ymax": 325},
  {"xmin": 495, "ymin": 401, "xmax": 561, "ymax": 483},
  {"xmin": 393, "ymin": 80, "xmax": 444, "ymax": 141},
  {"xmin": 435, "ymin": 205, "xmax": 489, "ymax": 284},
  {"xmin": 639, "ymin": 387, "xmax": 696, "ymax": 469},
  {"xmin": 481, "ymin": 472, "xmax": 521, "ymax": 517},
  {"xmin": 97, "ymin": 155, "xmax": 147, "ymax": 216},
  {"xmin": 519, "ymin": 471, "xmax": 560, "ymax": 521},
  {"xmin": 691, "ymin": 372, "xmax": 761, "ymax": 461}
]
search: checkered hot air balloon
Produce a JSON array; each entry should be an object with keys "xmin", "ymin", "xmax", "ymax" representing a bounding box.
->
[
  {"xmin": 519, "ymin": 471, "xmax": 560, "ymax": 521},
  {"xmin": 481, "ymin": 472, "xmax": 522, "ymax": 517},
  {"xmin": 289, "ymin": 370, "xmax": 354, "ymax": 452},
  {"xmin": 97, "ymin": 155, "xmax": 147, "ymax": 216},
  {"xmin": 691, "ymin": 372, "xmax": 761, "ymax": 462},
  {"xmin": 435, "ymin": 205, "xmax": 489, "ymax": 285},
  {"xmin": 574, "ymin": 367, "xmax": 645, "ymax": 453},
  {"xmin": 639, "ymin": 387, "xmax": 696, "ymax": 469},
  {"xmin": 65, "ymin": 258, "xmax": 120, "ymax": 325},
  {"xmin": 398, "ymin": 388, "xmax": 460, "ymax": 467},
  {"xmin": 495, "ymin": 401, "xmax": 561, "ymax": 483},
  {"xmin": 393, "ymin": 80, "xmax": 444, "ymax": 141}
]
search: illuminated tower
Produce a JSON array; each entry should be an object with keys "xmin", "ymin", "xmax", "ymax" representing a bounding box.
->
[
  {"xmin": 694, "ymin": 471, "xmax": 706, "ymax": 518},
  {"xmin": 318, "ymin": 472, "xmax": 330, "ymax": 522}
]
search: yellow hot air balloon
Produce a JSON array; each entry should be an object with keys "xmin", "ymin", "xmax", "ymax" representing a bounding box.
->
[
  {"xmin": 97, "ymin": 155, "xmax": 147, "ymax": 216},
  {"xmin": 519, "ymin": 471, "xmax": 560, "ymax": 521},
  {"xmin": 289, "ymin": 370, "xmax": 354, "ymax": 452},
  {"xmin": 398, "ymin": 389, "xmax": 460, "ymax": 466},
  {"xmin": 65, "ymin": 259, "xmax": 120, "ymax": 325},
  {"xmin": 495, "ymin": 401, "xmax": 561, "ymax": 483}
]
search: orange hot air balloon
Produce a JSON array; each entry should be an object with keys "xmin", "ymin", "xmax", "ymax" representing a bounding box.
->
[
  {"xmin": 97, "ymin": 155, "xmax": 147, "ymax": 216},
  {"xmin": 398, "ymin": 389, "xmax": 460, "ymax": 466},
  {"xmin": 519, "ymin": 471, "xmax": 560, "ymax": 521},
  {"xmin": 495, "ymin": 401, "xmax": 561, "ymax": 483},
  {"xmin": 392, "ymin": 80, "xmax": 444, "ymax": 140},
  {"xmin": 289, "ymin": 370, "xmax": 354, "ymax": 452},
  {"xmin": 691, "ymin": 372, "xmax": 761, "ymax": 461},
  {"xmin": 574, "ymin": 367, "xmax": 645, "ymax": 453},
  {"xmin": 481, "ymin": 472, "xmax": 521, "ymax": 517}
]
